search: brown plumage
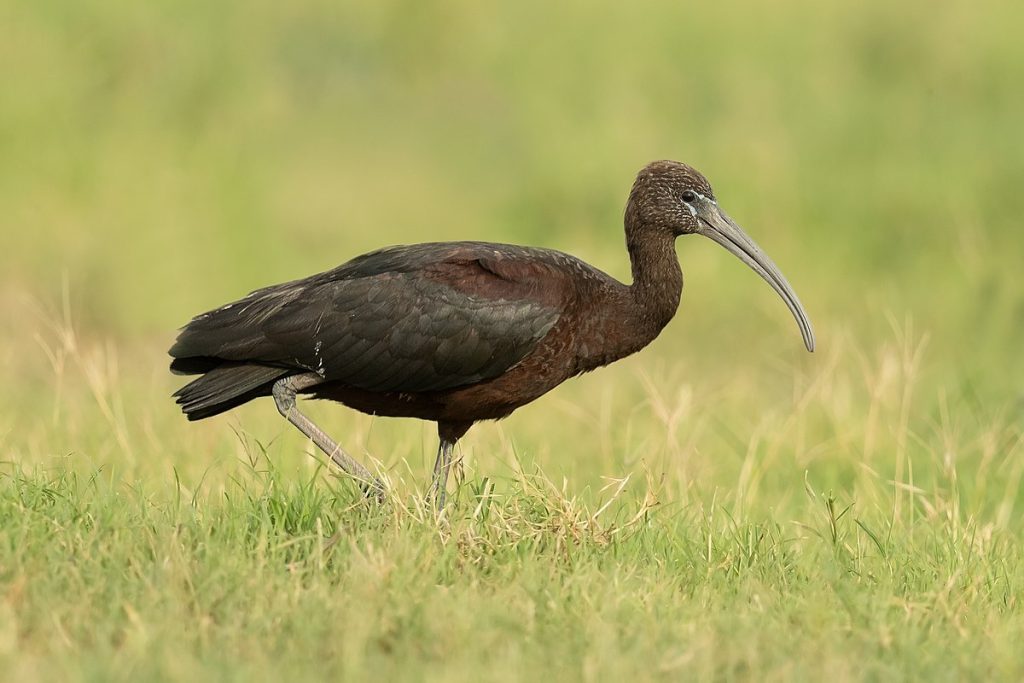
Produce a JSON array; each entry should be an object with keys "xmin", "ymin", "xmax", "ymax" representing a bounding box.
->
[{"xmin": 170, "ymin": 160, "xmax": 814, "ymax": 506}]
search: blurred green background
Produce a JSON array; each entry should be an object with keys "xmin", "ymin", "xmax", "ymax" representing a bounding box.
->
[
  {"xmin": 2, "ymin": 0, "xmax": 1023, "ymax": 489},
  {"xmin": 4, "ymin": 0, "xmax": 1023, "ymax": 367}
]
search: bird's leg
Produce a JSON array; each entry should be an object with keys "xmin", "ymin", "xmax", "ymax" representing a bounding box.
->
[
  {"xmin": 272, "ymin": 373, "xmax": 385, "ymax": 501},
  {"xmin": 428, "ymin": 438, "xmax": 455, "ymax": 510},
  {"xmin": 429, "ymin": 421, "xmax": 472, "ymax": 510}
]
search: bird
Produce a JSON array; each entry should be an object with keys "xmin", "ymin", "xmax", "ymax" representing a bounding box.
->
[{"xmin": 169, "ymin": 160, "xmax": 814, "ymax": 507}]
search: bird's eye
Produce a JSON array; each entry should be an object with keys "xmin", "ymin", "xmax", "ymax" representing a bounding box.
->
[{"xmin": 681, "ymin": 190, "xmax": 697, "ymax": 203}]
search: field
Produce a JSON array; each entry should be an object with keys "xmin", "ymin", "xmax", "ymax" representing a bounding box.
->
[{"xmin": 2, "ymin": 0, "xmax": 1024, "ymax": 680}]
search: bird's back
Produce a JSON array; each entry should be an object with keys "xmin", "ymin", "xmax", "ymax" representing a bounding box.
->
[{"xmin": 169, "ymin": 241, "xmax": 609, "ymax": 420}]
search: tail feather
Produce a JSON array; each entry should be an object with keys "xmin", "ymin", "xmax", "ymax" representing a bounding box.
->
[
  {"xmin": 170, "ymin": 356, "xmax": 221, "ymax": 375},
  {"xmin": 173, "ymin": 363, "xmax": 290, "ymax": 421}
]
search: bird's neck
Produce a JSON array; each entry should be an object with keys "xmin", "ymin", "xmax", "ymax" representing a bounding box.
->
[
  {"xmin": 626, "ymin": 230, "xmax": 683, "ymax": 336},
  {"xmin": 572, "ymin": 222, "xmax": 683, "ymax": 374},
  {"xmin": 579, "ymin": 229, "xmax": 682, "ymax": 371}
]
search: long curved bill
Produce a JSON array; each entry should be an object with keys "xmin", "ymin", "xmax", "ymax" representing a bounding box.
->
[{"xmin": 695, "ymin": 199, "xmax": 815, "ymax": 352}]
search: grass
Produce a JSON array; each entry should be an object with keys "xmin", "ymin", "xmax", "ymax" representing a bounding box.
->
[{"xmin": 2, "ymin": 0, "xmax": 1024, "ymax": 680}]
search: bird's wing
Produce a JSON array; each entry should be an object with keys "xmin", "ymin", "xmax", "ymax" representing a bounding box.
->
[{"xmin": 169, "ymin": 245, "xmax": 566, "ymax": 393}]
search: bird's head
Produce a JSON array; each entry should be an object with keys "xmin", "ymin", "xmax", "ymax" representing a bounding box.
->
[{"xmin": 627, "ymin": 160, "xmax": 815, "ymax": 352}]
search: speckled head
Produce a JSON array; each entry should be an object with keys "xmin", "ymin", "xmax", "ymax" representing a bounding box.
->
[
  {"xmin": 626, "ymin": 160, "xmax": 715, "ymax": 236},
  {"xmin": 626, "ymin": 160, "xmax": 816, "ymax": 352}
]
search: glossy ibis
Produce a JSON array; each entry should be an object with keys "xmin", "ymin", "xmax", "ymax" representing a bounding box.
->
[{"xmin": 170, "ymin": 160, "xmax": 814, "ymax": 506}]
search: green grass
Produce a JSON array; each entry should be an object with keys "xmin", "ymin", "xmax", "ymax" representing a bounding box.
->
[{"xmin": 2, "ymin": 0, "xmax": 1024, "ymax": 680}]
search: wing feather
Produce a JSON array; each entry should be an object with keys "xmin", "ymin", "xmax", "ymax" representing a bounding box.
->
[{"xmin": 169, "ymin": 243, "xmax": 567, "ymax": 394}]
